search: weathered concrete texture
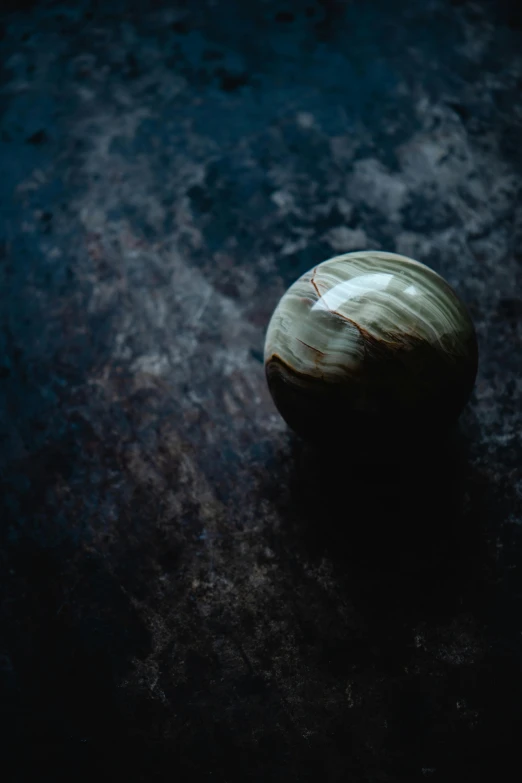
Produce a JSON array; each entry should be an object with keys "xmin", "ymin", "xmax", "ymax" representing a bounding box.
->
[{"xmin": 0, "ymin": 0, "xmax": 521, "ymax": 780}]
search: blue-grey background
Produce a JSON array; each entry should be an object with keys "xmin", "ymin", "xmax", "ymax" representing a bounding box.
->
[{"xmin": 1, "ymin": 0, "xmax": 521, "ymax": 780}]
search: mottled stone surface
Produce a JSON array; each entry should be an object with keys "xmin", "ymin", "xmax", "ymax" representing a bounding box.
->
[{"xmin": 0, "ymin": 1, "xmax": 521, "ymax": 780}]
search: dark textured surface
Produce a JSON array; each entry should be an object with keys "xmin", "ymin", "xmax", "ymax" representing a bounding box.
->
[{"xmin": 1, "ymin": 0, "xmax": 521, "ymax": 780}]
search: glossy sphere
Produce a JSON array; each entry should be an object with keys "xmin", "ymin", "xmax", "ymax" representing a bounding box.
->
[{"xmin": 264, "ymin": 251, "xmax": 478, "ymax": 452}]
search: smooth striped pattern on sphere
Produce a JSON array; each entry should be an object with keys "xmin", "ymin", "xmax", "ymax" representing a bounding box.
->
[{"xmin": 264, "ymin": 251, "xmax": 478, "ymax": 446}]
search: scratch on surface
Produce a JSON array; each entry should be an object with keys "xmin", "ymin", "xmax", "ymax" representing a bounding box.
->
[{"xmin": 191, "ymin": 286, "xmax": 212, "ymax": 326}]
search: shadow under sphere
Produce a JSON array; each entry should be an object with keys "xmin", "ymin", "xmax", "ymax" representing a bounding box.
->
[{"xmin": 284, "ymin": 421, "xmax": 488, "ymax": 619}]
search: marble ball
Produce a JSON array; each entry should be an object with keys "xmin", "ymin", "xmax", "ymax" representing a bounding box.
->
[{"xmin": 264, "ymin": 251, "xmax": 478, "ymax": 453}]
